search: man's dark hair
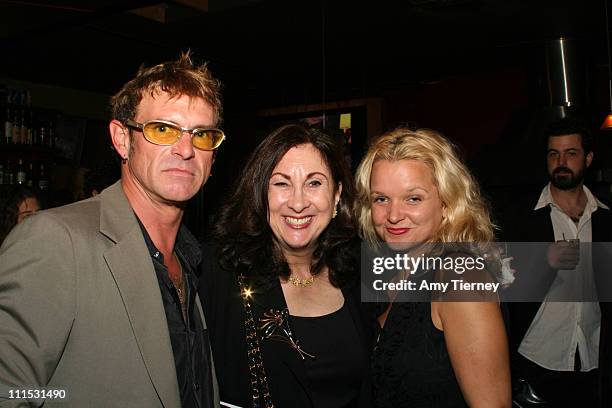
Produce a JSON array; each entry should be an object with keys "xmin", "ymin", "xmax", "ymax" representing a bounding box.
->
[
  {"xmin": 215, "ymin": 123, "xmax": 357, "ymax": 287},
  {"xmin": 544, "ymin": 117, "xmax": 592, "ymax": 154}
]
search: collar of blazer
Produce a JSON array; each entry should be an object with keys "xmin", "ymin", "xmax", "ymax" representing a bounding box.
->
[
  {"xmin": 98, "ymin": 181, "xmax": 139, "ymax": 243},
  {"xmin": 99, "ymin": 180, "xmax": 183, "ymax": 408}
]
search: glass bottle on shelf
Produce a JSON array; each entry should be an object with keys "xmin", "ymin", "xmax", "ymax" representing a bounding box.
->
[
  {"xmin": 38, "ymin": 125, "xmax": 46, "ymax": 147},
  {"xmin": 48, "ymin": 121, "xmax": 55, "ymax": 148},
  {"xmin": 27, "ymin": 111, "xmax": 33, "ymax": 145},
  {"xmin": 21, "ymin": 109, "xmax": 29, "ymax": 145},
  {"xmin": 38, "ymin": 164, "xmax": 49, "ymax": 190},
  {"xmin": 6, "ymin": 160, "xmax": 14, "ymax": 184},
  {"xmin": 12, "ymin": 110, "xmax": 20, "ymax": 144},
  {"xmin": 4, "ymin": 108, "xmax": 12, "ymax": 145},
  {"xmin": 16, "ymin": 159, "xmax": 26, "ymax": 185},
  {"xmin": 20, "ymin": 110, "xmax": 27, "ymax": 144},
  {"xmin": 26, "ymin": 162, "xmax": 34, "ymax": 188}
]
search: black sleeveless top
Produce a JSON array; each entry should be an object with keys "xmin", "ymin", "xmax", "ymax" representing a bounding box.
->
[
  {"xmin": 371, "ymin": 301, "xmax": 467, "ymax": 408},
  {"xmin": 291, "ymin": 303, "xmax": 363, "ymax": 408}
]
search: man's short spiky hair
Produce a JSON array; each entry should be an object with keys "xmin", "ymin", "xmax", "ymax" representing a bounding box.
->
[{"xmin": 110, "ymin": 51, "xmax": 222, "ymax": 126}]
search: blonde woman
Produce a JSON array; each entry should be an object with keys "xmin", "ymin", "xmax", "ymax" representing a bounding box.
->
[{"xmin": 355, "ymin": 128, "xmax": 511, "ymax": 408}]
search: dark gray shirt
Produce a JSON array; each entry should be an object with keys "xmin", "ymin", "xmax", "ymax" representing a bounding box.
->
[{"xmin": 138, "ymin": 219, "xmax": 214, "ymax": 408}]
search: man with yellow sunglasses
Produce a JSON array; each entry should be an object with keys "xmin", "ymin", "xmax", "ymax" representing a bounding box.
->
[{"xmin": 0, "ymin": 52, "xmax": 223, "ymax": 408}]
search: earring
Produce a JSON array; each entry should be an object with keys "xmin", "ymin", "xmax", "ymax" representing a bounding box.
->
[
  {"xmin": 332, "ymin": 203, "xmax": 338, "ymax": 219},
  {"xmin": 122, "ymin": 156, "xmax": 128, "ymax": 164}
]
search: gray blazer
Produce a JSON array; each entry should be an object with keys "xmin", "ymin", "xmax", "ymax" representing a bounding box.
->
[{"xmin": 0, "ymin": 181, "xmax": 219, "ymax": 407}]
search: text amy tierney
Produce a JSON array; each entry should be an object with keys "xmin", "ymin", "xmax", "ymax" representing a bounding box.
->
[{"xmin": 372, "ymin": 279, "xmax": 500, "ymax": 293}]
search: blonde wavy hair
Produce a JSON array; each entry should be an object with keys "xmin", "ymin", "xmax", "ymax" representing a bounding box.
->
[{"xmin": 355, "ymin": 127, "xmax": 494, "ymax": 245}]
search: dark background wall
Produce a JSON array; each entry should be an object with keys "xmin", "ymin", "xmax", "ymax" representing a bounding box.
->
[{"xmin": 1, "ymin": 0, "xmax": 611, "ymax": 237}]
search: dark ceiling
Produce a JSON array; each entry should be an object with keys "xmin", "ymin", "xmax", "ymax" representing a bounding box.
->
[{"xmin": 0, "ymin": 0, "xmax": 607, "ymax": 111}]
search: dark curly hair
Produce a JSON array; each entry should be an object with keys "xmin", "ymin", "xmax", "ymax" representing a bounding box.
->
[
  {"xmin": 215, "ymin": 123, "xmax": 357, "ymax": 287},
  {"xmin": 0, "ymin": 186, "xmax": 40, "ymax": 246}
]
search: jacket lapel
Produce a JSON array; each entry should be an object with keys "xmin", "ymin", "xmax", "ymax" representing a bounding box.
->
[
  {"xmin": 99, "ymin": 182, "xmax": 181, "ymax": 408},
  {"xmin": 252, "ymin": 278, "xmax": 313, "ymax": 401},
  {"xmin": 530, "ymin": 207, "xmax": 555, "ymax": 242},
  {"xmin": 195, "ymin": 295, "xmax": 220, "ymax": 407},
  {"xmin": 592, "ymin": 208, "xmax": 612, "ymax": 243}
]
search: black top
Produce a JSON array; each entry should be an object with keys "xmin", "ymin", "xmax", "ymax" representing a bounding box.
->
[
  {"xmin": 198, "ymin": 243, "xmax": 374, "ymax": 408},
  {"xmin": 290, "ymin": 303, "xmax": 363, "ymax": 408},
  {"xmin": 138, "ymin": 221, "xmax": 214, "ymax": 408},
  {"xmin": 371, "ymin": 301, "xmax": 467, "ymax": 408}
]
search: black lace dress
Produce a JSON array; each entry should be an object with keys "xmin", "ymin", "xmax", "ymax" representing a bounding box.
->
[{"xmin": 371, "ymin": 301, "xmax": 468, "ymax": 408}]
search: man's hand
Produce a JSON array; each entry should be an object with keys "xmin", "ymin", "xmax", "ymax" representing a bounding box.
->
[{"xmin": 547, "ymin": 240, "xmax": 580, "ymax": 270}]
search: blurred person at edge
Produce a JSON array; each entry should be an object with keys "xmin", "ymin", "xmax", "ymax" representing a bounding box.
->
[
  {"xmin": 0, "ymin": 52, "xmax": 225, "ymax": 407},
  {"xmin": 0, "ymin": 186, "xmax": 40, "ymax": 245},
  {"xmin": 501, "ymin": 118, "xmax": 612, "ymax": 408},
  {"xmin": 199, "ymin": 124, "xmax": 373, "ymax": 408},
  {"xmin": 355, "ymin": 127, "xmax": 511, "ymax": 408}
]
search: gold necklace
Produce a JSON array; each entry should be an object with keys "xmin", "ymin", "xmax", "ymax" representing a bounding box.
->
[
  {"xmin": 288, "ymin": 274, "xmax": 315, "ymax": 287},
  {"xmin": 171, "ymin": 252, "xmax": 187, "ymax": 321}
]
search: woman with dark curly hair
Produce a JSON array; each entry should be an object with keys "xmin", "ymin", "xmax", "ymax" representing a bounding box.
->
[
  {"xmin": 199, "ymin": 124, "xmax": 372, "ymax": 408},
  {"xmin": 0, "ymin": 186, "xmax": 40, "ymax": 246}
]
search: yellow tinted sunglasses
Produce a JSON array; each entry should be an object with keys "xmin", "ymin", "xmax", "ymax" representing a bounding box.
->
[{"xmin": 125, "ymin": 119, "xmax": 225, "ymax": 151}]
